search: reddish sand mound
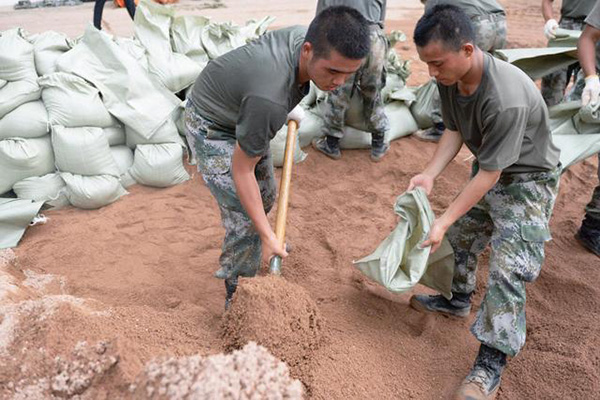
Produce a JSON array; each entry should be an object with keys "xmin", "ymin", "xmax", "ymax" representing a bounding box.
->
[
  {"xmin": 221, "ymin": 276, "xmax": 324, "ymax": 370},
  {"xmin": 130, "ymin": 342, "xmax": 303, "ymax": 399}
]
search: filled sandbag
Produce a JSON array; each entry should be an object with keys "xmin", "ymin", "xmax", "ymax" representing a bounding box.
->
[
  {"xmin": 109, "ymin": 145, "xmax": 134, "ymax": 176},
  {"xmin": 31, "ymin": 31, "xmax": 74, "ymax": 76},
  {"xmin": 0, "ymin": 28, "xmax": 37, "ymax": 82},
  {"xmin": 114, "ymin": 37, "xmax": 149, "ymax": 71},
  {"xmin": 0, "ymin": 101, "xmax": 49, "ymax": 139},
  {"xmin": 129, "ymin": 143, "xmax": 189, "ymax": 187},
  {"xmin": 171, "ymin": 15, "xmax": 210, "ymax": 67},
  {"xmin": 0, "ymin": 79, "xmax": 41, "ymax": 119},
  {"xmin": 12, "ymin": 173, "xmax": 69, "ymax": 209},
  {"xmin": 354, "ymin": 188, "xmax": 454, "ymax": 299},
  {"xmin": 297, "ymin": 110, "xmax": 324, "ymax": 148},
  {"xmin": 0, "ymin": 198, "xmax": 45, "ymax": 249},
  {"xmin": 133, "ymin": 0, "xmax": 201, "ymax": 93},
  {"xmin": 0, "ymin": 136, "xmax": 55, "ymax": 194},
  {"xmin": 52, "ymin": 125, "xmax": 120, "ymax": 177},
  {"xmin": 0, "ymin": 79, "xmax": 6, "ymax": 89},
  {"xmin": 271, "ymin": 124, "xmax": 307, "ymax": 167},
  {"xmin": 200, "ymin": 17, "xmax": 274, "ymax": 60},
  {"xmin": 104, "ymin": 125, "xmax": 127, "ymax": 146},
  {"xmin": 39, "ymin": 72, "xmax": 115, "ymax": 128},
  {"xmin": 125, "ymin": 117, "xmax": 184, "ymax": 148},
  {"xmin": 386, "ymin": 102, "xmax": 418, "ymax": 141},
  {"xmin": 61, "ymin": 172, "xmax": 127, "ymax": 209},
  {"xmin": 409, "ymin": 79, "xmax": 437, "ymax": 129},
  {"xmin": 56, "ymin": 25, "xmax": 181, "ymax": 140}
]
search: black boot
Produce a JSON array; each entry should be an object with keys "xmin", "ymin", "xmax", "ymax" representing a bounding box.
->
[
  {"xmin": 224, "ymin": 277, "xmax": 238, "ymax": 310},
  {"xmin": 409, "ymin": 291, "xmax": 472, "ymax": 318},
  {"xmin": 312, "ymin": 136, "xmax": 341, "ymax": 160},
  {"xmin": 370, "ymin": 134, "xmax": 389, "ymax": 162},
  {"xmin": 576, "ymin": 216, "xmax": 600, "ymax": 257}
]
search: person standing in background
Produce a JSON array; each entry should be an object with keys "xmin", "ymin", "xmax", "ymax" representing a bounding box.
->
[{"xmin": 311, "ymin": 0, "xmax": 390, "ymax": 162}]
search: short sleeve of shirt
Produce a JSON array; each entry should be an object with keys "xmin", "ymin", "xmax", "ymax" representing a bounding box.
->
[
  {"xmin": 477, "ymin": 107, "xmax": 528, "ymax": 171},
  {"xmin": 585, "ymin": 1, "xmax": 600, "ymax": 30},
  {"xmin": 236, "ymin": 96, "xmax": 288, "ymax": 158},
  {"xmin": 438, "ymin": 83, "xmax": 458, "ymax": 131}
]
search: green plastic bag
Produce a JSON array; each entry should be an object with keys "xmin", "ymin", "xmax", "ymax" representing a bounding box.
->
[{"xmin": 353, "ymin": 188, "xmax": 455, "ymax": 299}]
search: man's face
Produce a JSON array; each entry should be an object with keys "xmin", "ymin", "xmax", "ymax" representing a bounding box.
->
[
  {"xmin": 416, "ymin": 40, "xmax": 473, "ymax": 86},
  {"xmin": 303, "ymin": 43, "xmax": 364, "ymax": 91}
]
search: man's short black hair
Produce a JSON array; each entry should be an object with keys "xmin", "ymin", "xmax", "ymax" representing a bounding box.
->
[
  {"xmin": 413, "ymin": 4, "xmax": 476, "ymax": 51},
  {"xmin": 305, "ymin": 6, "xmax": 371, "ymax": 60}
]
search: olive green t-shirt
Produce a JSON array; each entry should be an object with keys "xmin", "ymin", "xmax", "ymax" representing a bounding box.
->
[
  {"xmin": 438, "ymin": 53, "xmax": 561, "ymax": 173},
  {"xmin": 316, "ymin": 0, "xmax": 386, "ymax": 27},
  {"xmin": 189, "ymin": 26, "xmax": 309, "ymax": 158},
  {"xmin": 423, "ymin": 0, "xmax": 505, "ymax": 18},
  {"xmin": 561, "ymin": 0, "xmax": 596, "ymax": 20}
]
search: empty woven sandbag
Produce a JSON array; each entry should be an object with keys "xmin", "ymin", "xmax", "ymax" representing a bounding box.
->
[
  {"xmin": 104, "ymin": 125, "xmax": 126, "ymax": 146},
  {"xmin": 39, "ymin": 72, "xmax": 115, "ymax": 128},
  {"xmin": 61, "ymin": 172, "xmax": 127, "ymax": 209},
  {"xmin": 354, "ymin": 188, "xmax": 454, "ymax": 299},
  {"xmin": 201, "ymin": 21, "xmax": 247, "ymax": 60},
  {"xmin": 171, "ymin": 15, "xmax": 210, "ymax": 67},
  {"xmin": 0, "ymin": 79, "xmax": 41, "ymax": 119},
  {"xmin": 0, "ymin": 101, "xmax": 48, "ymax": 139},
  {"xmin": 52, "ymin": 125, "xmax": 120, "ymax": 177},
  {"xmin": 109, "ymin": 145, "xmax": 134, "ymax": 176},
  {"xmin": 0, "ymin": 79, "xmax": 6, "ymax": 89},
  {"xmin": 0, "ymin": 136, "xmax": 55, "ymax": 194},
  {"xmin": 129, "ymin": 143, "xmax": 189, "ymax": 187},
  {"xmin": 0, "ymin": 28, "xmax": 37, "ymax": 82},
  {"xmin": 133, "ymin": 0, "xmax": 201, "ymax": 92},
  {"xmin": 13, "ymin": 173, "xmax": 69, "ymax": 209},
  {"xmin": 271, "ymin": 124, "xmax": 307, "ymax": 167},
  {"xmin": 409, "ymin": 79, "xmax": 437, "ymax": 129},
  {"xmin": 125, "ymin": 117, "xmax": 183, "ymax": 148},
  {"xmin": 386, "ymin": 102, "xmax": 418, "ymax": 141},
  {"xmin": 31, "ymin": 31, "xmax": 74, "ymax": 76}
]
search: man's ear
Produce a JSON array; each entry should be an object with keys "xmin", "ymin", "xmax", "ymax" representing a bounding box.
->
[
  {"xmin": 462, "ymin": 42, "xmax": 475, "ymax": 57},
  {"xmin": 301, "ymin": 42, "xmax": 313, "ymax": 59}
]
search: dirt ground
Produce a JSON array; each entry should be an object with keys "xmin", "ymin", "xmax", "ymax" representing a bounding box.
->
[{"xmin": 1, "ymin": 0, "xmax": 599, "ymax": 398}]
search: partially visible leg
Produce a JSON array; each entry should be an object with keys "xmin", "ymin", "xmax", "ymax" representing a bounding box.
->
[
  {"xmin": 577, "ymin": 153, "xmax": 600, "ymax": 256},
  {"xmin": 93, "ymin": 0, "xmax": 107, "ymax": 30}
]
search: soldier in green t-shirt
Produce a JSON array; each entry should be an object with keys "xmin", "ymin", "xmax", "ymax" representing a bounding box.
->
[
  {"xmin": 414, "ymin": 0, "xmax": 507, "ymax": 142},
  {"xmin": 541, "ymin": 0, "xmax": 599, "ymax": 106},
  {"xmin": 573, "ymin": 1, "xmax": 600, "ymax": 257},
  {"xmin": 185, "ymin": 7, "xmax": 372, "ymax": 309},
  {"xmin": 408, "ymin": 5, "xmax": 561, "ymax": 399}
]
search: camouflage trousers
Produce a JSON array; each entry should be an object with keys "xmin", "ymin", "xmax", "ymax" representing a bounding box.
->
[
  {"xmin": 322, "ymin": 25, "xmax": 389, "ymax": 141},
  {"xmin": 184, "ymin": 101, "xmax": 276, "ymax": 280},
  {"xmin": 431, "ymin": 13, "xmax": 507, "ymax": 125},
  {"xmin": 447, "ymin": 166, "xmax": 560, "ymax": 357}
]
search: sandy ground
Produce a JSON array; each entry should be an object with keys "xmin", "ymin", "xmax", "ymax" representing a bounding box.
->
[{"xmin": 1, "ymin": 0, "xmax": 599, "ymax": 398}]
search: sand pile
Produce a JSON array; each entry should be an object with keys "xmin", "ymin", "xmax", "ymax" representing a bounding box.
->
[
  {"xmin": 221, "ymin": 276, "xmax": 323, "ymax": 370},
  {"xmin": 130, "ymin": 342, "xmax": 303, "ymax": 400}
]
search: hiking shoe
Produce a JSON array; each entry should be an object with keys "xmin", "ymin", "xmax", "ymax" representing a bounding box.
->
[
  {"xmin": 370, "ymin": 141, "xmax": 390, "ymax": 162},
  {"xmin": 414, "ymin": 122, "xmax": 445, "ymax": 142},
  {"xmin": 214, "ymin": 267, "xmax": 229, "ymax": 279},
  {"xmin": 454, "ymin": 367, "xmax": 501, "ymax": 400},
  {"xmin": 312, "ymin": 137, "xmax": 341, "ymax": 160},
  {"xmin": 575, "ymin": 228, "xmax": 600, "ymax": 257},
  {"xmin": 409, "ymin": 293, "xmax": 471, "ymax": 318}
]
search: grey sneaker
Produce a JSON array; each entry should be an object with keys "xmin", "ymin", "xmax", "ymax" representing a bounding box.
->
[
  {"xmin": 370, "ymin": 141, "xmax": 390, "ymax": 162},
  {"xmin": 312, "ymin": 137, "xmax": 341, "ymax": 160},
  {"xmin": 409, "ymin": 293, "xmax": 471, "ymax": 318},
  {"xmin": 414, "ymin": 122, "xmax": 445, "ymax": 142}
]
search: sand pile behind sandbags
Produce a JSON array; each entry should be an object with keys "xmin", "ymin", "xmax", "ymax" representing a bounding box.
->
[
  {"xmin": 130, "ymin": 341, "xmax": 303, "ymax": 400},
  {"xmin": 221, "ymin": 276, "xmax": 323, "ymax": 369}
]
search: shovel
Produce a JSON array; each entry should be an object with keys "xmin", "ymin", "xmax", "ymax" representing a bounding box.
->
[{"xmin": 269, "ymin": 120, "xmax": 298, "ymax": 275}]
